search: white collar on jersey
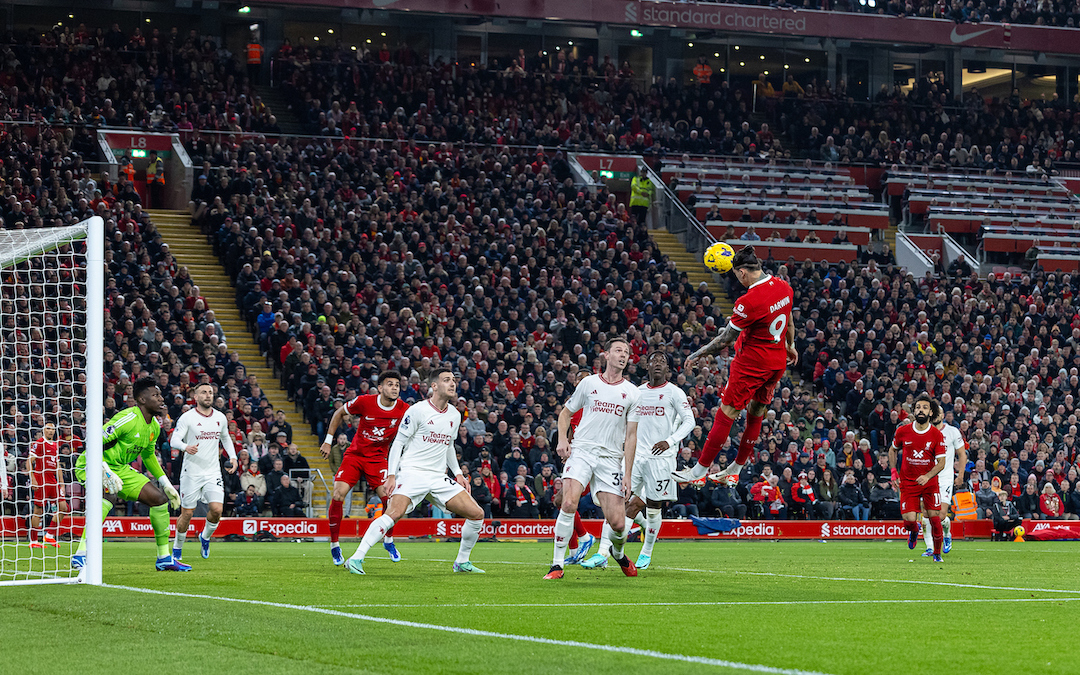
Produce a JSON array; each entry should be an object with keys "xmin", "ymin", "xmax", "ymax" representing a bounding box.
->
[{"xmin": 748, "ymin": 274, "xmax": 772, "ymax": 291}]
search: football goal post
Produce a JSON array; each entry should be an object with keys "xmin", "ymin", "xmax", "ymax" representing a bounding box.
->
[{"xmin": 0, "ymin": 216, "xmax": 104, "ymax": 586}]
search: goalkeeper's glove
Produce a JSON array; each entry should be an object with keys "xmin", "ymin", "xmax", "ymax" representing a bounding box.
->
[
  {"xmin": 102, "ymin": 461, "xmax": 124, "ymax": 494},
  {"xmin": 158, "ymin": 475, "xmax": 181, "ymax": 509}
]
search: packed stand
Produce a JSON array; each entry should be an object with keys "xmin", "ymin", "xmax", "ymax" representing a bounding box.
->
[
  {"xmin": 274, "ymin": 40, "xmax": 1080, "ymax": 178},
  {"xmin": 0, "ymin": 118, "xmax": 297, "ymax": 523},
  {"xmin": 695, "ymin": 0, "xmax": 1080, "ymax": 27},
  {"xmin": 0, "ymin": 23, "xmax": 276, "ymax": 132}
]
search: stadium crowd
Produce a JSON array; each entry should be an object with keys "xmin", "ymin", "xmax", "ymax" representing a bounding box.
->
[
  {"xmin": 273, "ymin": 40, "xmax": 1078, "ymax": 175},
  {"xmin": 3, "ymin": 21, "xmax": 1080, "ymax": 530},
  {"xmin": 699, "ymin": 0, "xmax": 1080, "ymax": 26}
]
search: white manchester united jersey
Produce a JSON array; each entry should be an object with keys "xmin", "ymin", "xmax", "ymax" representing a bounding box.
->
[
  {"xmin": 938, "ymin": 423, "xmax": 966, "ymax": 486},
  {"xmin": 389, "ymin": 399, "xmax": 463, "ymax": 476},
  {"xmin": 564, "ymin": 373, "xmax": 640, "ymax": 459},
  {"xmin": 170, "ymin": 408, "xmax": 236, "ymax": 477},
  {"xmin": 629, "ymin": 382, "xmax": 695, "ymax": 459}
]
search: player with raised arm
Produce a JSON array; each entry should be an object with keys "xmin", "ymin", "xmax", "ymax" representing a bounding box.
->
[
  {"xmin": 889, "ymin": 395, "xmax": 948, "ymax": 563},
  {"xmin": 921, "ymin": 407, "xmax": 967, "ymax": 556},
  {"xmin": 321, "ymin": 370, "xmax": 409, "ymax": 566},
  {"xmin": 582, "ymin": 349, "xmax": 695, "ymax": 570},
  {"xmin": 544, "ymin": 336, "xmax": 641, "ymax": 580},
  {"xmin": 73, "ymin": 377, "xmax": 189, "ymax": 572},
  {"xmin": 672, "ymin": 246, "xmax": 796, "ymax": 486},
  {"xmin": 170, "ymin": 382, "xmax": 237, "ymax": 561},
  {"xmin": 346, "ymin": 368, "xmax": 486, "ymax": 575},
  {"xmin": 28, "ymin": 422, "xmax": 69, "ymax": 549}
]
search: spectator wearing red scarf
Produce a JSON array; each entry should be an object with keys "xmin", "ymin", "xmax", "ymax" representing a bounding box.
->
[{"xmin": 510, "ymin": 476, "xmax": 539, "ymax": 518}]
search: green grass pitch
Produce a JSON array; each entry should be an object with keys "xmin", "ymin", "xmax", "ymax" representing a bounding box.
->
[{"xmin": 2, "ymin": 538, "xmax": 1079, "ymax": 675}]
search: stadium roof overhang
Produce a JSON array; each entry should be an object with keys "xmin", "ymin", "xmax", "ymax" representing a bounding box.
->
[{"xmin": 248, "ymin": 0, "xmax": 1080, "ymax": 57}]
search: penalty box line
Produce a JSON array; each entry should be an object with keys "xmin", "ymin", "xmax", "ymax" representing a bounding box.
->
[
  {"xmin": 315, "ymin": 597, "xmax": 1080, "ymax": 609},
  {"xmin": 380, "ymin": 557, "xmax": 1080, "ymax": 596},
  {"xmin": 104, "ymin": 583, "xmax": 835, "ymax": 675}
]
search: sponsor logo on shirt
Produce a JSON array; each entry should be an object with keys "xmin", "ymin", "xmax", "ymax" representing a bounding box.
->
[
  {"xmin": 591, "ymin": 401, "xmax": 626, "ymax": 416},
  {"xmin": 196, "ymin": 431, "xmax": 220, "ymax": 441},
  {"xmin": 422, "ymin": 432, "xmax": 452, "ymax": 445},
  {"xmin": 635, "ymin": 405, "xmax": 666, "ymax": 417}
]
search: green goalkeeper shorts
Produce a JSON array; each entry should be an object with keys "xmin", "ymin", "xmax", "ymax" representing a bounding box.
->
[{"xmin": 75, "ymin": 453, "xmax": 151, "ymax": 503}]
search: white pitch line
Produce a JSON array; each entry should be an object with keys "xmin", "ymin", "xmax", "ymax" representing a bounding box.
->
[
  {"xmin": 313, "ymin": 597, "xmax": 1080, "ymax": 609},
  {"xmin": 381, "ymin": 556, "xmax": 1080, "ymax": 596},
  {"xmin": 104, "ymin": 583, "xmax": 834, "ymax": 675}
]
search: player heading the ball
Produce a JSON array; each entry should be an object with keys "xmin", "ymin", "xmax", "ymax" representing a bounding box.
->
[
  {"xmin": 346, "ymin": 368, "xmax": 487, "ymax": 575},
  {"xmin": 672, "ymin": 245, "xmax": 797, "ymax": 486}
]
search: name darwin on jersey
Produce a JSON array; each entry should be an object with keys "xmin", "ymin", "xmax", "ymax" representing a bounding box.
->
[
  {"xmin": 591, "ymin": 401, "xmax": 626, "ymax": 416},
  {"xmin": 769, "ymin": 296, "xmax": 791, "ymax": 313}
]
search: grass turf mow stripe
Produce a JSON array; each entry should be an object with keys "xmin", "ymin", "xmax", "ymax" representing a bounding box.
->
[{"xmin": 104, "ymin": 583, "xmax": 838, "ymax": 675}]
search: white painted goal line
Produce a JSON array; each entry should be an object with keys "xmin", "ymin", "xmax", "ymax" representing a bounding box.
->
[{"xmin": 104, "ymin": 584, "xmax": 835, "ymax": 675}]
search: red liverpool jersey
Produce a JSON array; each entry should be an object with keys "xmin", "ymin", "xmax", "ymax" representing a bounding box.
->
[
  {"xmin": 729, "ymin": 274, "xmax": 794, "ymax": 371},
  {"xmin": 30, "ymin": 438, "xmax": 60, "ymax": 486},
  {"xmin": 892, "ymin": 422, "xmax": 946, "ymax": 486},
  {"xmin": 344, "ymin": 394, "xmax": 409, "ymax": 459}
]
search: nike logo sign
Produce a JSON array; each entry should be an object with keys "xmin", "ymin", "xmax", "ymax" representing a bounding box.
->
[{"xmin": 950, "ymin": 26, "xmax": 994, "ymax": 44}]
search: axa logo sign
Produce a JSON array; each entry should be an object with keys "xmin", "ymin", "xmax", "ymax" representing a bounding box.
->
[
  {"xmin": 103, "ymin": 519, "xmax": 123, "ymax": 533},
  {"xmin": 625, "ymin": 2, "xmax": 638, "ymax": 22}
]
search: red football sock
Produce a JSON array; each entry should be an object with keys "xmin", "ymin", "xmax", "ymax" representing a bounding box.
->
[
  {"xmin": 328, "ymin": 499, "xmax": 343, "ymax": 544},
  {"xmin": 382, "ymin": 497, "xmax": 394, "ymax": 538},
  {"xmin": 736, "ymin": 413, "xmax": 764, "ymax": 466},
  {"xmin": 569, "ymin": 530, "xmax": 578, "ymax": 549},
  {"xmin": 699, "ymin": 408, "xmax": 737, "ymax": 469},
  {"xmin": 930, "ymin": 516, "xmax": 944, "ymax": 556},
  {"xmin": 569, "ymin": 511, "xmax": 586, "ymax": 548},
  {"xmin": 903, "ymin": 519, "xmax": 919, "ymax": 534}
]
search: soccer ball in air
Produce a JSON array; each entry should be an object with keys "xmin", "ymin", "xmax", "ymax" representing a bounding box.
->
[{"xmin": 704, "ymin": 242, "xmax": 735, "ymax": 274}]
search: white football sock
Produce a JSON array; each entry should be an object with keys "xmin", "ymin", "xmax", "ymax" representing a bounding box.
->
[
  {"xmin": 640, "ymin": 507, "xmax": 663, "ymax": 557},
  {"xmin": 383, "ymin": 535, "xmax": 394, "ymax": 544},
  {"xmin": 597, "ymin": 521, "xmax": 613, "ymax": 557},
  {"xmin": 552, "ymin": 509, "xmax": 575, "ymax": 566},
  {"xmin": 174, "ymin": 531, "xmax": 187, "ymax": 551},
  {"xmin": 632, "ymin": 512, "xmax": 647, "ymax": 529},
  {"xmin": 690, "ymin": 463, "xmax": 708, "ymax": 480},
  {"xmin": 942, "ymin": 516, "xmax": 951, "ymax": 537},
  {"xmin": 201, "ymin": 519, "xmax": 219, "ymax": 541},
  {"xmin": 351, "ymin": 514, "xmax": 394, "ymax": 561},
  {"xmin": 921, "ymin": 516, "xmax": 933, "ymax": 551},
  {"xmin": 609, "ymin": 525, "xmax": 628, "ymax": 559},
  {"xmin": 455, "ymin": 519, "xmax": 482, "ymax": 564},
  {"xmin": 726, "ymin": 462, "xmax": 744, "ymax": 476}
]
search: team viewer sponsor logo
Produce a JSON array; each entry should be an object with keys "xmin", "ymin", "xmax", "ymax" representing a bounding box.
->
[
  {"xmin": 591, "ymin": 401, "xmax": 626, "ymax": 416},
  {"xmin": 635, "ymin": 405, "xmax": 666, "ymax": 417}
]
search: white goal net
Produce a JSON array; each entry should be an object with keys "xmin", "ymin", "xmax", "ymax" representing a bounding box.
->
[{"xmin": 0, "ymin": 218, "xmax": 104, "ymax": 586}]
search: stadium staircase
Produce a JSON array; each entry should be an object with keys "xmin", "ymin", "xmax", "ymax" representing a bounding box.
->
[
  {"xmin": 884, "ymin": 220, "xmax": 899, "ymax": 259},
  {"xmin": 252, "ymin": 85, "xmax": 306, "ymax": 135},
  {"xmin": 148, "ymin": 209, "xmax": 333, "ymax": 514},
  {"xmin": 649, "ymin": 228, "xmax": 735, "ymax": 319}
]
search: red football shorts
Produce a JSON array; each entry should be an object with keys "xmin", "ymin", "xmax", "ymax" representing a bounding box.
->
[
  {"xmin": 334, "ymin": 453, "xmax": 388, "ymax": 490},
  {"xmin": 721, "ymin": 361, "xmax": 785, "ymax": 410},
  {"xmin": 33, "ymin": 483, "xmax": 62, "ymax": 506},
  {"xmin": 899, "ymin": 480, "xmax": 941, "ymax": 514}
]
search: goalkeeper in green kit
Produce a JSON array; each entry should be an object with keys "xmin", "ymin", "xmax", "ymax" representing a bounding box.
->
[{"xmin": 72, "ymin": 378, "xmax": 190, "ymax": 571}]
